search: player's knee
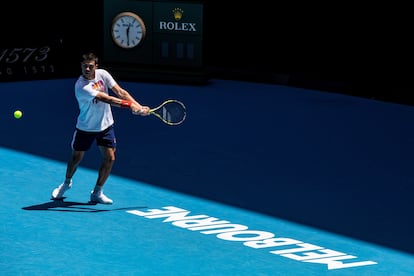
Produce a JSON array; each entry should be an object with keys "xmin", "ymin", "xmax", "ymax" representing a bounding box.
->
[{"xmin": 105, "ymin": 155, "xmax": 115, "ymax": 163}]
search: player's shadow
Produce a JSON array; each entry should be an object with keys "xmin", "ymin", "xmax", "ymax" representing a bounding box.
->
[{"xmin": 22, "ymin": 199, "xmax": 146, "ymax": 213}]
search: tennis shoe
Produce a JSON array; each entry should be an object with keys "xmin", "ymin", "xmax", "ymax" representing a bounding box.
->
[
  {"xmin": 90, "ymin": 191, "xmax": 113, "ymax": 205},
  {"xmin": 51, "ymin": 181, "xmax": 72, "ymax": 199}
]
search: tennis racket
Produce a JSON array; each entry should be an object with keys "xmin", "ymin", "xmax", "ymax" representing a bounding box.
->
[{"xmin": 149, "ymin": 99, "xmax": 186, "ymax": 125}]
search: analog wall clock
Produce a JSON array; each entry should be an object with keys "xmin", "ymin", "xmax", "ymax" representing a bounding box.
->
[{"xmin": 111, "ymin": 12, "xmax": 146, "ymax": 49}]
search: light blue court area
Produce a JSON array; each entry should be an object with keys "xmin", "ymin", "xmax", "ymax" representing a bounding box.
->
[
  {"xmin": 0, "ymin": 148, "xmax": 414, "ymax": 275},
  {"xmin": 1, "ymin": 78, "xmax": 414, "ymax": 275}
]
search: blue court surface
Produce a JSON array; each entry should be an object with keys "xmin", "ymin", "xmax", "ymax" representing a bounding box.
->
[{"xmin": 1, "ymin": 78, "xmax": 414, "ymax": 275}]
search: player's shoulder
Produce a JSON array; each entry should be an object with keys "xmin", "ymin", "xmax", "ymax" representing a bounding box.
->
[
  {"xmin": 96, "ymin": 68, "xmax": 111, "ymax": 75},
  {"xmin": 75, "ymin": 75, "xmax": 86, "ymax": 85},
  {"xmin": 96, "ymin": 68, "xmax": 114, "ymax": 79},
  {"xmin": 96, "ymin": 68, "xmax": 117, "ymax": 85}
]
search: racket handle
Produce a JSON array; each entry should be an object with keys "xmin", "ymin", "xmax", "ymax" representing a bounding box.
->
[{"xmin": 133, "ymin": 108, "xmax": 149, "ymax": 116}]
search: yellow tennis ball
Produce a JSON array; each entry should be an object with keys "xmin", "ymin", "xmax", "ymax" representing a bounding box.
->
[{"xmin": 14, "ymin": 110, "xmax": 23, "ymax": 119}]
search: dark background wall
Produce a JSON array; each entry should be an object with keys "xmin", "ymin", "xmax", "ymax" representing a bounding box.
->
[{"xmin": 1, "ymin": 1, "xmax": 411, "ymax": 103}]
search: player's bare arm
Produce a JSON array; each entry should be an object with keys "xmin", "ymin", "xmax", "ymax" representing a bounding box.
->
[
  {"xmin": 111, "ymin": 84, "xmax": 138, "ymax": 104},
  {"xmin": 95, "ymin": 92, "xmax": 149, "ymax": 115}
]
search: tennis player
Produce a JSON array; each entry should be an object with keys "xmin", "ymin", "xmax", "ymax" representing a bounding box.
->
[{"xmin": 51, "ymin": 52, "xmax": 150, "ymax": 204}]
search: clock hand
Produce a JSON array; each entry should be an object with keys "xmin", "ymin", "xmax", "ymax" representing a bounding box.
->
[{"xmin": 126, "ymin": 23, "xmax": 130, "ymax": 46}]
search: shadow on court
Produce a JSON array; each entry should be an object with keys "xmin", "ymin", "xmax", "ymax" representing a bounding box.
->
[
  {"xmin": 22, "ymin": 200, "xmax": 147, "ymax": 213},
  {"xmin": 2, "ymin": 78, "xmax": 414, "ymax": 255}
]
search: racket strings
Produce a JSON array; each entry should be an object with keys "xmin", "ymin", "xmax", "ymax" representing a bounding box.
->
[
  {"xmin": 161, "ymin": 104, "xmax": 184, "ymax": 122},
  {"xmin": 152, "ymin": 100, "xmax": 186, "ymax": 125}
]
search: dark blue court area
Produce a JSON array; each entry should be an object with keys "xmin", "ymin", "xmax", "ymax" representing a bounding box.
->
[{"xmin": 1, "ymin": 78, "xmax": 414, "ymax": 275}]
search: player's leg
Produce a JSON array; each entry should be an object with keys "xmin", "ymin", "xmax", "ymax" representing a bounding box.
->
[
  {"xmin": 51, "ymin": 129, "xmax": 93, "ymax": 200},
  {"xmin": 90, "ymin": 126, "xmax": 116, "ymax": 204}
]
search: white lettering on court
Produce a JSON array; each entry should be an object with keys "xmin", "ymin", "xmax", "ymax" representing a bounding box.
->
[{"xmin": 127, "ymin": 206, "xmax": 377, "ymax": 270}]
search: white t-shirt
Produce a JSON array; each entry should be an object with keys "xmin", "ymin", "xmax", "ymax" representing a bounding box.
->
[{"xmin": 74, "ymin": 69, "xmax": 117, "ymax": 132}]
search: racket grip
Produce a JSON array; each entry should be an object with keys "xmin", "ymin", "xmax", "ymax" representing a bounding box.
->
[{"xmin": 132, "ymin": 108, "xmax": 144, "ymax": 115}]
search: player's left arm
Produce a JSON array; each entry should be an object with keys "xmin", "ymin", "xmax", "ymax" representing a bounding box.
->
[
  {"xmin": 110, "ymin": 84, "xmax": 150, "ymax": 115},
  {"xmin": 111, "ymin": 84, "xmax": 138, "ymax": 104}
]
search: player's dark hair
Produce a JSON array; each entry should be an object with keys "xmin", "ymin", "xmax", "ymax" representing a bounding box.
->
[{"xmin": 81, "ymin": 52, "xmax": 98, "ymax": 64}]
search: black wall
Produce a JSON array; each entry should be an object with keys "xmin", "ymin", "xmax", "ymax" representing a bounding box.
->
[{"xmin": 1, "ymin": 1, "xmax": 411, "ymax": 103}]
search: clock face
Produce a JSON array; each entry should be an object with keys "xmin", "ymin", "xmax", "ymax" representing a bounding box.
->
[{"xmin": 111, "ymin": 12, "xmax": 146, "ymax": 49}]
